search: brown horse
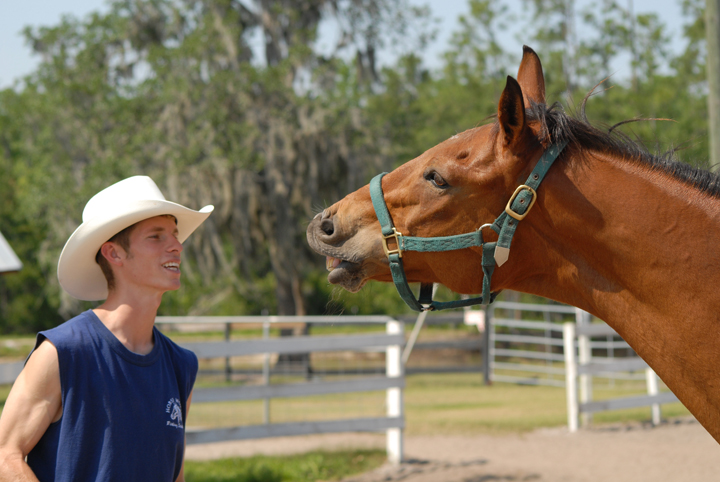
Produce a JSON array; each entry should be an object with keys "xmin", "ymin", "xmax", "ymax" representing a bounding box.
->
[{"xmin": 307, "ymin": 46, "xmax": 720, "ymax": 443}]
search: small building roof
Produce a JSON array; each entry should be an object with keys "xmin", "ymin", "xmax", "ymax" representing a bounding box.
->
[{"xmin": 0, "ymin": 230, "xmax": 22, "ymax": 274}]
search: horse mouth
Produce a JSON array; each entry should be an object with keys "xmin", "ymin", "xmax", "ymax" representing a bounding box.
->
[
  {"xmin": 324, "ymin": 256, "xmax": 367, "ymax": 292},
  {"xmin": 307, "ymin": 209, "xmax": 379, "ymax": 293}
]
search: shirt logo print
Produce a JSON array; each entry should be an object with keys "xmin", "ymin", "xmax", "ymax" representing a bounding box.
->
[{"xmin": 165, "ymin": 398, "xmax": 184, "ymax": 429}]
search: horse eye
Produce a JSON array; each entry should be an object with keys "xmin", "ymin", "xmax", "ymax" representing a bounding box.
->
[{"xmin": 425, "ymin": 171, "xmax": 449, "ymax": 188}]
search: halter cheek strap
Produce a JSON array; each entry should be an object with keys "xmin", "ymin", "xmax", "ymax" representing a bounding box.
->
[{"xmin": 369, "ymin": 140, "xmax": 568, "ymax": 312}]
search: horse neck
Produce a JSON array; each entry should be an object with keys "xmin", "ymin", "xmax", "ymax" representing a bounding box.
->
[
  {"xmin": 509, "ymin": 149, "xmax": 720, "ymax": 438},
  {"xmin": 514, "ymin": 149, "xmax": 720, "ymax": 321}
]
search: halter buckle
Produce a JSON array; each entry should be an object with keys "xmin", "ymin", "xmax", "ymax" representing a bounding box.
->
[
  {"xmin": 505, "ymin": 185, "xmax": 537, "ymax": 221},
  {"xmin": 382, "ymin": 228, "xmax": 403, "ymax": 258}
]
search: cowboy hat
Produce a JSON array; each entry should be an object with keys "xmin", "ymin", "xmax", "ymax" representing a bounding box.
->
[{"xmin": 57, "ymin": 175, "xmax": 214, "ymax": 301}]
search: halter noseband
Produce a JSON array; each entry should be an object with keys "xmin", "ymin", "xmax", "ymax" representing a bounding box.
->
[{"xmin": 369, "ymin": 141, "xmax": 568, "ymax": 312}]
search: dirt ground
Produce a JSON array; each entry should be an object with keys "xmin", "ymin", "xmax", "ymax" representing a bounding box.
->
[{"xmin": 185, "ymin": 417, "xmax": 720, "ymax": 482}]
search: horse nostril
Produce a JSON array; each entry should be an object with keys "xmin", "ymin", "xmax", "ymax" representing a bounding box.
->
[{"xmin": 320, "ymin": 218, "xmax": 335, "ymax": 236}]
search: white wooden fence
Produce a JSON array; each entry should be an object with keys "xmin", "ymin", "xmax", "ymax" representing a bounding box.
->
[
  {"xmin": 485, "ymin": 301, "xmax": 683, "ymax": 431},
  {"xmin": 0, "ymin": 361, "xmax": 23, "ymax": 385},
  {"xmin": 488, "ymin": 301, "xmax": 581, "ymax": 386},
  {"xmin": 156, "ymin": 315, "xmax": 405, "ymax": 465},
  {"xmin": 563, "ymin": 319, "xmax": 679, "ymax": 432},
  {"xmin": 0, "ymin": 303, "xmax": 686, "ymax": 448}
]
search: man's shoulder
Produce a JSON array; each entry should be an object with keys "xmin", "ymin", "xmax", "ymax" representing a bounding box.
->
[
  {"xmin": 27, "ymin": 311, "xmax": 96, "ymax": 367},
  {"xmin": 38, "ymin": 310, "xmax": 95, "ymax": 345}
]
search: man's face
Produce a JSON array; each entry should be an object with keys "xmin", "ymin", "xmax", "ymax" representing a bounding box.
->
[{"xmin": 118, "ymin": 215, "xmax": 183, "ymax": 294}]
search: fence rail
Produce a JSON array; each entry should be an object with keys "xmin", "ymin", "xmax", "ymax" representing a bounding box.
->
[
  {"xmin": 192, "ymin": 376, "xmax": 404, "ymax": 403},
  {"xmin": 0, "ymin": 300, "xmax": 688, "ymax": 448},
  {"xmin": 157, "ymin": 316, "xmax": 406, "ymax": 464},
  {"xmin": 563, "ymin": 321, "xmax": 679, "ymax": 431},
  {"xmin": 0, "ymin": 317, "xmax": 407, "ymax": 463},
  {"xmin": 488, "ymin": 301, "xmax": 578, "ymax": 386},
  {"xmin": 488, "ymin": 302, "xmax": 651, "ymax": 387},
  {"xmin": 180, "ymin": 333, "xmax": 405, "ymax": 358},
  {"xmin": 186, "ymin": 417, "xmax": 404, "ymax": 445},
  {"xmin": 487, "ymin": 301, "xmax": 685, "ymax": 430},
  {"xmin": 0, "ymin": 361, "xmax": 23, "ymax": 385}
]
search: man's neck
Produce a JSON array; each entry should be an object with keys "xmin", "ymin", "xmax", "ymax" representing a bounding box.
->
[{"xmin": 93, "ymin": 291, "xmax": 163, "ymax": 355}]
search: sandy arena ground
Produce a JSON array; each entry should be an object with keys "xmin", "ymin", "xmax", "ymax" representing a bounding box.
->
[{"xmin": 186, "ymin": 417, "xmax": 720, "ymax": 481}]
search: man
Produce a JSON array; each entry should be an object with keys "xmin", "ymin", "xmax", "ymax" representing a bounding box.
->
[{"xmin": 0, "ymin": 176, "xmax": 214, "ymax": 481}]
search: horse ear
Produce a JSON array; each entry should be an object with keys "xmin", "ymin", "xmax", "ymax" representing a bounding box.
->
[
  {"xmin": 497, "ymin": 75, "xmax": 526, "ymax": 147},
  {"xmin": 517, "ymin": 45, "xmax": 545, "ymax": 105}
]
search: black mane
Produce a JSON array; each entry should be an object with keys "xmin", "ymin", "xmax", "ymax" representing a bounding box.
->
[{"xmin": 526, "ymin": 101, "xmax": 720, "ymax": 198}]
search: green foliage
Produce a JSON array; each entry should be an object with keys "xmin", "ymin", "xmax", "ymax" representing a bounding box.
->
[
  {"xmin": 183, "ymin": 450, "xmax": 386, "ymax": 482},
  {"xmin": 0, "ymin": 0, "xmax": 715, "ymax": 330}
]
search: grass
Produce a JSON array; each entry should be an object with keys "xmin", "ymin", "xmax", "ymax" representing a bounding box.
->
[
  {"xmin": 405, "ymin": 374, "xmax": 569, "ymax": 434},
  {"xmin": 188, "ymin": 391, "xmax": 386, "ymax": 428},
  {"xmin": 403, "ymin": 373, "xmax": 690, "ymax": 435},
  {"xmin": 184, "ymin": 450, "xmax": 386, "ymax": 482}
]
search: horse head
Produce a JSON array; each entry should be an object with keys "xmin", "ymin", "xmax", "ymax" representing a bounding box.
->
[
  {"xmin": 307, "ymin": 46, "xmax": 556, "ymax": 301},
  {"xmin": 309, "ymin": 45, "xmax": 720, "ymax": 443}
]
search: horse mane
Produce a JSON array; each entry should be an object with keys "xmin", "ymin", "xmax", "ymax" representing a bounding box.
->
[{"xmin": 524, "ymin": 100, "xmax": 720, "ymax": 198}]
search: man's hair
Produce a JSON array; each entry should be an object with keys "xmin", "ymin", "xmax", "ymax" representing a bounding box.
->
[
  {"xmin": 95, "ymin": 224, "xmax": 137, "ymax": 292},
  {"xmin": 94, "ymin": 215, "xmax": 178, "ymax": 292}
]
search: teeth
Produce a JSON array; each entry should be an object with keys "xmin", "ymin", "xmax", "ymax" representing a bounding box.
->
[
  {"xmin": 163, "ymin": 262, "xmax": 180, "ymax": 269},
  {"xmin": 326, "ymin": 257, "xmax": 342, "ymax": 271}
]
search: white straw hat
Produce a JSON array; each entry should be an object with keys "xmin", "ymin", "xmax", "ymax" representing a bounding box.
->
[{"xmin": 57, "ymin": 175, "xmax": 214, "ymax": 301}]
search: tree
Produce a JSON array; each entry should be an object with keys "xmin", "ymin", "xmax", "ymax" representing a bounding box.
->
[
  {"xmin": 0, "ymin": 0, "xmax": 715, "ymax": 330},
  {"xmin": 0, "ymin": 0, "xmax": 431, "ymax": 327},
  {"xmin": 706, "ymin": 0, "xmax": 720, "ymax": 168}
]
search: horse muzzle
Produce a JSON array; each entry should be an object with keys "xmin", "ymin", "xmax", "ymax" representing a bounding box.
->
[{"xmin": 306, "ymin": 209, "xmax": 383, "ymax": 292}]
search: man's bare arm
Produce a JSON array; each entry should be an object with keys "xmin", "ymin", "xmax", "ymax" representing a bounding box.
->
[{"xmin": 0, "ymin": 340, "xmax": 62, "ymax": 481}]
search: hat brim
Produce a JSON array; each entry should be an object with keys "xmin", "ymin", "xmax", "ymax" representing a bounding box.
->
[{"xmin": 58, "ymin": 200, "xmax": 214, "ymax": 301}]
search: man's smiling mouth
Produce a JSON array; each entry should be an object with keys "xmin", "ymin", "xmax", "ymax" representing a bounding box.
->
[{"xmin": 162, "ymin": 261, "xmax": 180, "ymax": 272}]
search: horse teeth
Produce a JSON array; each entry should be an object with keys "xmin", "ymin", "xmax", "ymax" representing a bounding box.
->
[{"xmin": 326, "ymin": 256, "xmax": 342, "ymax": 271}]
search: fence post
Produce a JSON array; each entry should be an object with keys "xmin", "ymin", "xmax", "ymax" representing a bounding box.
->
[
  {"xmin": 575, "ymin": 309, "xmax": 592, "ymax": 427},
  {"xmin": 386, "ymin": 319, "xmax": 404, "ymax": 465},
  {"xmin": 563, "ymin": 322, "xmax": 578, "ymax": 433},
  {"xmin": 263, "ymin": 321, "xmax": 270, "ymax": 424},
  {"xmin": 224, "ymin": 321, "xmax": 232, "ymax": 382},
  {"xmin": 646, "ymin": 368, "xmax": 661, "ymax": 425}
]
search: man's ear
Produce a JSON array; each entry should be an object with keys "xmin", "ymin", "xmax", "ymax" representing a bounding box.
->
[
  {"xmin": 100, "ymin": 242, "xmax": 124, "ymax": 266},
  {"xmin": 497, "ymin": 76, "xmax": 527, "ymax": 147}
]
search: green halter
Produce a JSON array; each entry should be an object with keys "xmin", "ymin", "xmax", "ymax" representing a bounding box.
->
[{"xmin": 369, "ymin": 141, "xmax": 568, "ymax": 312}]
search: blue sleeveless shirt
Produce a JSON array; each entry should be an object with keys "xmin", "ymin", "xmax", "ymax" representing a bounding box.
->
[{"xmin": 26, "ymin": 310, "xmax": 198, "ymax": 482}]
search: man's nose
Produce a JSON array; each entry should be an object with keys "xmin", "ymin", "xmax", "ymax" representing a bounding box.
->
[{"xmin": 169, "ymin": 236, "xmax": 183, "ymax": 253}]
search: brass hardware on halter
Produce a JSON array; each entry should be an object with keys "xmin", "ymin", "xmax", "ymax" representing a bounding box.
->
[
  {"xmin": 505, "ymin": 185, "xmax": 537, "ymax": 221},
  {"xmin": 382, "ymin": 228, "xmax": 403, "ymax": 258}
]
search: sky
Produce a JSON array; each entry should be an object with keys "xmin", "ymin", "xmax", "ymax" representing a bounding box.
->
[{"xmin": 0, "ymin": 0, "xmax": 689, "ymax": 89}]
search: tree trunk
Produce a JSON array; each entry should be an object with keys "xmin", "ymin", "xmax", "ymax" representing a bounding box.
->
[{"xmin": 706, "ymin": 0, "xmax": 720, "ymax": 170}]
